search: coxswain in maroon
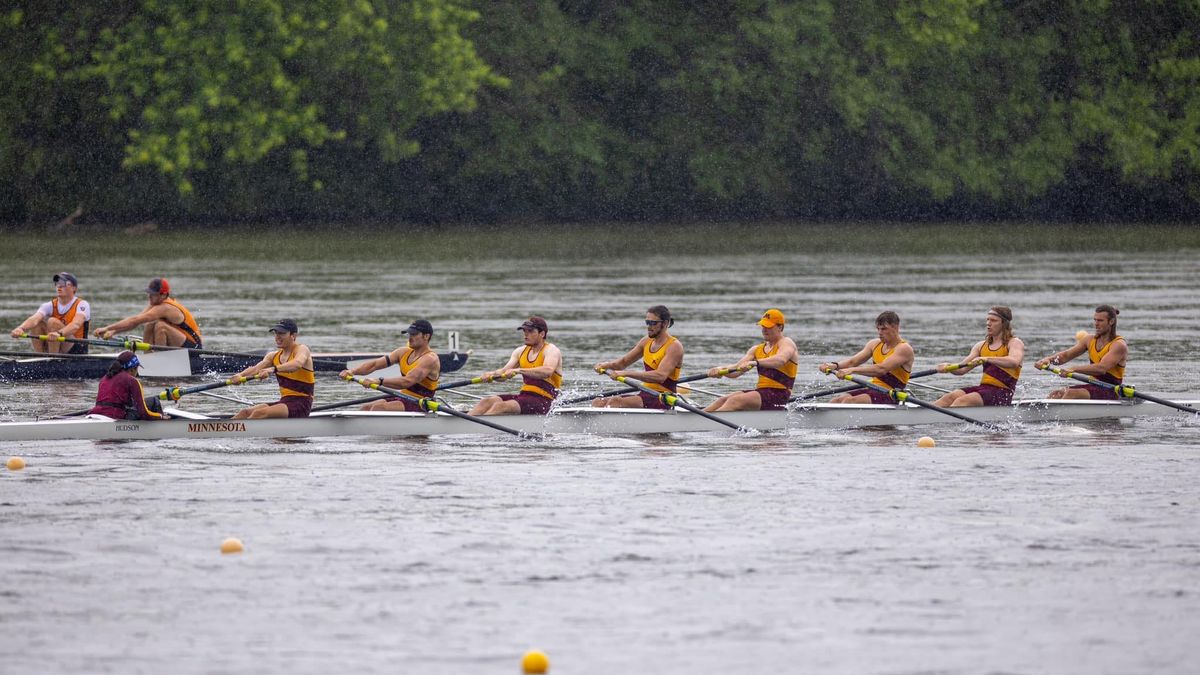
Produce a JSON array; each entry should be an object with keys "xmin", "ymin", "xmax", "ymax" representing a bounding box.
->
[
  {"xmin": 470, "ymin": 316, "xmax": 564, "ymax": 416},
  {"xmin": 592, "ymin": 305, "xmax": 684, "ymax": 409},
  {"xmin": 821, "ymin": 311, "xmax": 915, "ymax": 404},
  {"xmin": 1035, "ymin": 304, "xmax": 1128, "ymax": 400},
  {"xmin": 88, "ymin": 351, "xmax": 168, "ymax": 420},
  {"xmin": 229, "ymin": 319, "xmax": 315, "ymax": 418},
  {"xmin": 339, "ymin": 319, "xmax": 440, "ymax": 412},
  {"xmin": 934, "ymin": 306, "xmax": 1026, "ymax": 407},
  {"xmin": 94, "ymin": 277, "xmax": 202, "ymax": 348},
  {"xmin": 10, "ymin": 272, "xmax": 91, "ymax": 354},
  {"xmin": 705, "ymin": 308, "xmax": 799, "ymax": 412}
]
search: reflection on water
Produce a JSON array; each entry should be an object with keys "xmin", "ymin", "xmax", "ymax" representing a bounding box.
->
[{"xmin": 1, "ymin": 241, "xmax": 1198, "ymax": 674}]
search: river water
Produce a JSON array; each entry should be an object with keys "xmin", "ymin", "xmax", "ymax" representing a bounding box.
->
[{"xmin": 1, "ymin": 236, "xmax": 1198, "ymax": 674}]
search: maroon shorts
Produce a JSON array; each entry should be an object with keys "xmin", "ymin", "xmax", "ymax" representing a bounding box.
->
[
  {"xmin": 498, "ymin": 393, "xmax": 554, "ymax": 415},
  {"xmin": 638, "ymin": 391, "xmax": 673, "ymax": 410},
  {"xmin": 752, "ymin": 388, "xmax": 791, "ymax": 411},
  {"xmin": 384, "ymin": 396, "xmax": 424, "ymax": 412},
  {"xmin": 846, "ymin": 388, "xmax": 895, "ymax": 405},
  {"xmin": 960, "ymin": 384, "xmax": 1014, "ymax": 406},
  {"xmin": 269, "ymin": 396, "xmax": 312, "ymax": 418},
  {"xmin": 1066, "ymin": 384, "xmax": 1119, "ymax": 400}
]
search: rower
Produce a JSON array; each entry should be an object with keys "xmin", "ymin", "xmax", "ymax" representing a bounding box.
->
[
  {"xmin": 704, "ymin": 308, "xmax": 799, "ymax": 412},
  {"xmin": 93, "ymin": 277, "xmax": 203, "ymax": 348},
  {"xmin": 9, "ymin": 272, "xmax": 91, "ymax": 354},
  {"xmin": 933, "ymin": 306, "xmax": 1025, "ymax": 407},
  {"xmin": 819, "ymin": 310, "xmax": 914, "ymax": 404},
  {"xmin": 469, "ymin": 316, "xmax": 563, "ymax": 416},
  {"xmin": 339, "ymin": 319, "xmax": 440, "ymax": 412},
  {"xmin": 229, "ymin": 319, "xmax": 315, "ymax": 418},
  {"xmin": 592, "ymin": 305, "xmax": 684, "ymax": 409},
  {"xmin": 1034, "ymin": 304, "xmax": 1128, "ymax": 399},
  {"xmin": 87, "ymin": 350, "xmax": 168, "ymax": 420}
]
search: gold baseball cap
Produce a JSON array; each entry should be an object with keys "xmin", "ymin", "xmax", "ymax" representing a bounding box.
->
[{"xmin": 757, "ymin": 308, "xmax": 785, "ymax": 328}]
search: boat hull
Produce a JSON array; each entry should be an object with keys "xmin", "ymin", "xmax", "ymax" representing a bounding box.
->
[{"xmin": 0, "ymin": 398, "xmax": 1193, "ymax": 442}]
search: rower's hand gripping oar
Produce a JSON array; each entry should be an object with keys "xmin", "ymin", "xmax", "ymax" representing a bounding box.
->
[
  {"xmin": 313, "ymin": 373, "xmax": 502, "ymax": 413},
  {"xmin": 839, "ymin": 373, "xmax": 1000, "ymax": 430},
  {"xmin": 791, "ymin": 366, "xmax": 955, "ymax": 402},
  {"xmin": 342, "ymin": 375, "xmax": 536, "ymax": 439},
  {"xmin": 1037, "ymin": 364, "xmax": 1198, "ymax": 415},
  {"xmin": 596, "ymin": 368, "xmax": 757, "ymax": 434},
  {"xmin": 159, "ymin": 377, "xmax": 249, "ymax": 401},
  {"xmin": 559, "ymin": 372, "xmax": 722, "ymax": 406}
]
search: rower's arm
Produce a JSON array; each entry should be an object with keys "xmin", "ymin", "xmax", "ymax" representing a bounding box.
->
[
  {"xmin": 96, "ymin": 304, "xmax": 163, "ymax": 336},
  {"xmin": 276, "ymin": 345, "xmax": 311, "ymax": 374},
  {"xmin": 380, "ymin": 352, "xmax": 438, "ymax": 389},
  {"xmin": 1069, "ymin": 339, "xmax": 1126, "ymax": 376},
  {"xmin": 341, "ymin": 349, "xmax": 398, "ymax": 379},
  {"xmin": 484, "ymin": 348, "xmax": 523, "ymax": 380},
  {"xmin": 516, "ymin": 344, "xmax": 562, "ymax": 380},
  {"xmin": 822, "ymin": 341, "xmax": 876, "ymax": 374},
  {"xmin": 710, "ymin": 345, "xmax": 759, "ymax": 379},
  {"xmin": 850, "ymin": 342, "xmax": 913, "ymax": 377},
  {"xmin": 596, "ymin": 339, "xmax": 646, "ymax": 372},
  {"xmin": 755, "ymin": 338, "xmax": 798, "ymax": 370},
  {"xmin": 58, "ymin": 304, "xmax": 88, "ymax": 338},
  {"xmin": 231, "ymin": 352, "xmax": 276, "ymax": 381},
  {"xmin": 942, "ymin": 341, "xmax": 984, "ymax": 375},
  {"xmin": 624, "ymin": 340, "xmax": 682, "ymax": 385},
  {"xmin": 1035, "ymin": 341, "xmax": 1087, "ymax": 369},
  {"xmin": 11, "ymin": 310, "xmax": 47, "ymax": 338},
  {"xmin": 979, "ymin": 338, "xmax": 1024, "ymax": 370}
]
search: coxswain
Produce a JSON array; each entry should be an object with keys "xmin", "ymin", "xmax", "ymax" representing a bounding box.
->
[
  {"xmin": 592, "ymin": 305, "xmax": 684, "ymax": 409},
  {"xmin": 229, "ymin": 319, "xmax": 315, "ymax": 418},
  {"xmin": 339, "ymin": 319, "xmax": 440, "ymax": 411},
  {"xmin": 819, "ymin": 310, "xmax": 915, "ymax": 403},
  {"xmin": 933, "ymin": 306, "xmax": 1025, "ymax": 407},
  {"xmin": 704, "ymin": 308, "xmax": 799, "ymax": 412},
  {"xmin": 88, "ymin": 350, "xmax": 168, "ymax": 420},
  {"xmin": 93, "ymin": 277, "xmax": 202, "ymax": 348},
  {"xmin": 1034, "ymin": 304, "xmax": 1128, "ymax": 399},
  {"xmin": 469, "ymin": 316, "xmax": 563, "ymax": 416},
  {"xmin": 10, "ymin": 272, "xmax": 91, "ymax": 354}
]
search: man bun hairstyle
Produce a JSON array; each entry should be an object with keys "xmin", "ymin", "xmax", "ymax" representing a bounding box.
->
[{"xmin": 648, "ymin": 305, "xmax": 675, "ymax": 327}]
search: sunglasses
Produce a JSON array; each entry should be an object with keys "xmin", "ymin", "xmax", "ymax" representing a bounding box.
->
[{"xmin": 645, "ymin": 319, "xmax": 663, "ymax": 326}]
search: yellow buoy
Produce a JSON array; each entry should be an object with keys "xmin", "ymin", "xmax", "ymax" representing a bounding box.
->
[
  {"xmin": 1075, "ymin": 330, "xmax": 1090, "ymax": 342},
  {"xmin": 916, "ymin": 436, "xmax": 936, "ymax": 448},
  {"xmin": 522, "ymin": 650, "xmax": 549, "ymax": 674},
  {"xmin": 220, "ymin": 537, "xmax": 244, "ymax": 554},
  {"xmin": 7, "ymin": 456, "xmax": 26, "ymax": 471}
]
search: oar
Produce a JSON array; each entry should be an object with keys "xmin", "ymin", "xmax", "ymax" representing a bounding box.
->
[
  {"xmin": 790, "ymin": 366, "xmax": 961, "ymax": 402},
  {"xmin": 839, "ymin": 374, "xmax": 999, "ymax": 430},
  {"xmin": 558, "ymin": 372, "xmax": 718, "ymax": 406},
  {"xmin": 311, "ymin": 373, "xmax": 498, "ymax": 413},
  {"xmin": 597, "ymin": 369, "xmax": 757, "ymax": 433},
  {"xmin": 1037, "ymin": 364, "xmax": 1199, "ymax": 415},
  {"xmin": 18, "ymin": 332, "xmax": 154, "ymax": 351},
  {"xmin": 342, "ymin": 375, "xmax": 534, "ymax": 439}
]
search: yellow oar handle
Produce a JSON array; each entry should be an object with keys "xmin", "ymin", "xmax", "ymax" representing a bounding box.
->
[{"xmin": 344, "ymin": 374, "xmax": 440, "ymax": 411}]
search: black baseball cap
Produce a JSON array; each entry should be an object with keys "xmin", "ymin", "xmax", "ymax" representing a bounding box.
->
[
  {"xmin": 518, "ymin": 316, "xmax": 549, "ymax": 332},
  {"xmin": 268, "ymin": 318, "xmax": 299, "ymax": 334},
  {"xmin": 53, "ymin": 272, "xmax": 78, "ymax": 287},
  {"xmin": 401, "ymin": 319, "xmax": 433, "ymax": 335}
]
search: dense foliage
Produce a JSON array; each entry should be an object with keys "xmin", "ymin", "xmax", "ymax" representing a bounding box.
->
[{"xmin": 2, "ymin": 0, "xmax": 1198, "ymax": 223}]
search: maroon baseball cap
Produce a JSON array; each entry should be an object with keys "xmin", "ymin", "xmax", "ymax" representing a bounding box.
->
[
  {"xmin": 146, "ymin": 278, "xmax": 171, "ymax": 295},
  {"xmin": 518, "ymin": 316, "xmax": 549, "ymax": 332}
]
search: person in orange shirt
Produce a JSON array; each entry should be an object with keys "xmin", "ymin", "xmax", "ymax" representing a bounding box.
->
[
  {"xmin": 339, "ymin": 319, "xmax": 441, "ymax": 412},
  {"xmin": 819, "ymin": 311, "xmax": 915, "ymax": 404},
  {"xmin": 1034, "ymin": 304, "xmax": 1128, "ymax": 400},
  {"xmin": 592, "ymin": 305, "xmax": 684, "ymax": 409},
  {"xmin": 470, "ymin": 316, "xmax": 564, "ymax": 416},
  {"xmin": 10, "ymin": 272, "xmax": 91, "ymax": 353},
  {"xmin": 705, "ymin": 309, "xmax": 799, "ymax": 412},
  {"xmin": 94, "ymin": 278, "xmax": 202, "ymax": 348},
  {"xmin": 933, "ymin": 306, "xmax": 1025, "ymax": 407}
]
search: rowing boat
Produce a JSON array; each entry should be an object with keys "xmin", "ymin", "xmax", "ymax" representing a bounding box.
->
[
  {"xmin": 0, "ymin": 398, "xmax": 1193, "ymax": 442},
  {"xmin": 0, "ymin": 350, "xmax": 469, "ymax": 380}
]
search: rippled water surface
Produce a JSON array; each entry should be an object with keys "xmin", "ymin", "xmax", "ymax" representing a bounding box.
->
[{"xmin": 1, "ymin": 229, "xmax": 1198, "ymax": 674}]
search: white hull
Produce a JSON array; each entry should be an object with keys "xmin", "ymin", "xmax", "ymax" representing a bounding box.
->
[{"xmin": 0, "ymin": 398, "xmax": 1194, "ymax": 442}]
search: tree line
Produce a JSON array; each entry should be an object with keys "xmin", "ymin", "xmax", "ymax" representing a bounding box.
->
[{"xmin": 2, "ymin": 0, "xmax": 1198, "ymax": 225}]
